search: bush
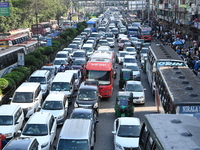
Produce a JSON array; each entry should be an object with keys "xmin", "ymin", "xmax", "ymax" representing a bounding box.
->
[
  {"xmin": 3, "ymin": 77, "xmax": 16, "ymax": 92},
  {"xmin": 25, "ymin": 55, "xmax": 42, "ymax": 68},
  {"xmin": 12, "ymin": 67, "xmax": 31, "ymax": 79},
  {"xmin": 0, "ymin": 78, "xmax": 9, "ymax": 95}
]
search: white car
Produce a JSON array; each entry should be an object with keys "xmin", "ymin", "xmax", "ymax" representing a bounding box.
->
[
  {"xmin": 53, "ymin": 58, "xmax": 68, "ymax": 69},
  {"xmin": 123, "ymin": 46, "xmax": 137, "ymax": 56},
  {"xmin": 123, "ymin": 80, "xmax": 146, "ymax": 104},
  {"xmin": 117, "ymin": 51, "xmax": 129, "ymax": 65},
  {"xmin": 123, "ymin": 55, "xmax": 137, "ymax": 67},
  {"xmin": 107, "ymin": 37, "xmax": 115, "ymax": 48},
  {"xmin": 40, "ymin": 93, "xmax": 68, "ymax": 125},
  {"xmin": 21, "ymin": 112, "xmax": 57, "ymax": 150},
  {"xmin": 112, "ymin": 117, "xmax": 141, "ymax": 150},
  {"xmin": 124, "ymin": 63, "xmax": 141, "ymax": 81}
]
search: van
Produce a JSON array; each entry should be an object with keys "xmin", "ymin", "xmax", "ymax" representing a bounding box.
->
[
  {"xmin": 0, "ymin": 104, "xmax": 24, "ymax": 139},
  {"xmin": 55, "ymin": 51, "xmax": 70, "ymax": 63},
  {"xmin": 65, "ymin": 70, "xmax": 82, "ymax": 90},
  {"xmin": 28, "ymin": 70, "xmax": 53, "ymax": 99},
  {"xmin": 56, "ymin": 119, "xmax": 95, "ymax": 150},
  {"xmin": 50, "ymin": 72, "xmax": 75, "ymax": 103},
  {"xmin": 10, "ymin": 82, "xmax": 43, "ymax": 118}
]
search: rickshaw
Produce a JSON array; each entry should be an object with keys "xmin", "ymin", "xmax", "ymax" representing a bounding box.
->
[
  {"xmin": 114, "ymin": 91, "xmax": 134, "ymax": 117},
  {"xmin": 119, "ymin": 68, "xmax": 133, "ymax": 89}
]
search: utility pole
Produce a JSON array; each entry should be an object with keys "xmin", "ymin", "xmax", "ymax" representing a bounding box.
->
[{"xmin": 35, "ymin": 0, "xmax": 39, "ymax": 49}]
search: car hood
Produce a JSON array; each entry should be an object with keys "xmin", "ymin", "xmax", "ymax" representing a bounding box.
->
[
  {"xmin": 40, "ymin": 109, "xmax": 64, "ymax": 118},
  {"xmin": 21, "ymin": 134, "xmax": 49, "ymax": 147},
  {"xmin": 50, "ymin": 91, "xmax": 71, "ymax": 97},
  {"xmin": 132, "ymin": 92, "xmax": 144, "ymax": 97},
  {"xmin": 132, "ymin": 71, "xmax": 140, "ymax": 76},
  {"xmin": 116, "ymin": 136, "xmax": 139, "ymax": 148},
  {"xmin": 0, "ymin": 126, "xmax": 13, "ymax": 135}
]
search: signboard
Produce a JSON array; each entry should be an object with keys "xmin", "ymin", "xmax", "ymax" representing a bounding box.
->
[
  {"xmin": 0, "ymin": 2, "xmax": 10, "ymax": 16},
  {"xmin": 74, "ymin": 23, "xmax": 77, "ymax": 29},
  {"xmin": 179, "ymin": 105, "xmax": 200, "ymax": 120},
  {"xmin": 18, "ymin": 53, "xmax": 25, "ymax": 66},
  {"xmin": 46, "ymin": 38, "xmax": 52, "ymax": 46}
]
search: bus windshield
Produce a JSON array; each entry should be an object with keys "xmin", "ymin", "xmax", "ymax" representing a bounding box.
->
[
  {"xmin": 87, "ymin": 70, "xmax": 110, "ymax": 85},
  {"xmin": 58, "ymin": 139, "xmax": 89, "ymax": 150}
]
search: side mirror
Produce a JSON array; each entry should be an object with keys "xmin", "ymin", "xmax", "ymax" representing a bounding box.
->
[
  {"xmin": 122, "ymin": 88, "xmax": 124, "ymax": 91},
  {"xmin": 15, "ymin": 121, "xmax": 19, "ymax": 125},
  {"xmin": 144, "ymin": 88, "xmax": 147, "ymax": 91},
  {"xmin": 17, "ymin": 130, "xmax": 22, "ymax": 136},
  {"xmin": 95, "ymin": 120, "xmax": 99, "ymax": 123},
  {"xmin": 112, "ymin": 131, "xmax": 116, "ymax": 134}
]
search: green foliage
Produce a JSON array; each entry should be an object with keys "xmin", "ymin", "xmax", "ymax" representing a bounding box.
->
[
  {"xmin": 12, "ymin": 67, "xmax": 31, "ymax": 79},
  {"xmin": 25, "ymin": 54, "xmax": 42, "ymax": 68},
  {"xmin": 2, "ymin": 77, "xmax": 15, "ymax": 93},
  {"xmin": 3, "ymin": 72, "xmax": 23, "ymax": 86},
  {"xmin": 0, "ymin": 78, "xmax": 9, "ymax": 95}
]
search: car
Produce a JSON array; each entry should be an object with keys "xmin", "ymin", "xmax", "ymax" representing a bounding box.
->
[
  {"xmin": 72, "ymin": 40, "xmax": 83, "ymax": 49},
  {"xmin": 3, "ymin": 137, "xmax": 40, "ymax": 150},
  {"xmin": 71, "ymin": 58, "xmax": 87, "ymax": 70},
  {"xmin": 97, "ymin": 39, "xmax": 109, "ymax": 48},
  {"xmin": 41, "ymin": 65, "xmax": 57, "ymax": 79},
  {"xmin": 139, "ymin": 47, "xmax": 149, "ymax": 60},
  {"xmin": 20, "ymin": 112, "xmax": 57, "ymax": 150},
  {"xmin": 98, "ymin": 27, "xmax": 107, "ymax": 33},
  {"xmin": 53, "ymin": 58, "xmax": 68, "ymax": 69},
  {"xmin": 123, "ymin": 80, "xmax": 146, "ymax": 104},
  {"xmin": 85, "ymin": 40, "xmax": 96, "ymax": 49},
  {"xmin": 83, "ymin": 28, "xmax": 92, "ymax": 36},
  {"xmin": 117, "ymin": 51, "xmax": 130, "ymax": 65},
  {"xmin": 28, "ymin": 70, "xmax": 53, "ymax": 99},
  {"xmin": 111, "ymin": 27, "xmax": 119, "ymax": 38},
  {"xmin": 130, "ymin": 37, "xmax": 139, "ymax": 46},
  {"xmin": 123, "ymin": 55, "xmax": 137, "ymax": 66},
  {"xmin": 67, "ymin": 43, "xmax": 79, "ymax": 51},
  {"xmin": 90, "ymin": 32, "xmax": 99, "ymax": 41},
  {"xmin": 118, "ymin": 38, "xmax": 130, "ymax": 50},
  {"xmin": 65, "ymin": 69, "xmax": 82, "ymax": 90},
  {"xmin": 40, "ymin": 93, "xmax": 68, "ymax": 125},
  {"xmin": 74, "ymin": 81, "xmax": 101, "ymax": 114},
  {"xmin": 105, "ymin": 32, "xmax": 115, "ymax": 39},
  {"xmin": 71, "ymin": 50, "xmax": 87, "ymax": 62},
  {"xmin": 117, "ymin": 34, "xmax": 127, "ymax": 42},
  {"xmin": 82, "ymin": 43, "xmax": 95, "ymax": 58},
  {"xmin": 55, "ymin": 51, "xmax": 70, "ymax": 64},
  {"xmin": 70, "ymin": 108, "xmax": 99, "ymax": 129},
  {"xmin": 107, "ymin": 37, "xmax": 115, "ymax": 48},
  {"xmin": 112, "ymin": 117, "xmax": 141, "ymax": 150},
  {"xmin": 0, "ymin": 104, "xmax": 24, "ymax": 139},
  {"xmin": 62, "ymin": 47, "xmax": 73, "ymax": 59},
  {"xmin": 124, "ymin": 63, "xmax": 141, "ymax": 81},
  {"xmin": 123, "ymin": 46, "xmax": 137, "ymax": 56}
]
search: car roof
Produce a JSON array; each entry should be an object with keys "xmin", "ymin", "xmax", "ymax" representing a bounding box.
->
[
  {"xmin": 26, "ymin": 112, "xmax": 52, "ymax": 124},
  {"xmin": 44, "ymin": 93, "xmax": 65, "ymax": 101},
  {"xmin": 71, "ymin": 108, "xmax": 93, "ymax": 115},
  {"xmin": 0, "ymin": 104, "xmax": 20, "ymax": 115},
  {"xmin": 118, "ymin": 117, "xmax": 140, "ymax": 126},
  {"xmin": 126, "ymin": 80, "xmax": 142, "ymax": 85},
  {"xmin": 79, "ymin": 82, "xmax": 98, "ymax": 90}
]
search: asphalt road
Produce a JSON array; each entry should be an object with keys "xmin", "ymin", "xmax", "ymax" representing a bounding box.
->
[{"xmin": 51, "ymin": 41, "xmax": 157, "ymax": 150}]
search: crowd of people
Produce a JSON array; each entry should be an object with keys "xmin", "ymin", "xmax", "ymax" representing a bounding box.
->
[{"xmin": 150, "ymin": 19, "xmax": 200, "ymax": 77}]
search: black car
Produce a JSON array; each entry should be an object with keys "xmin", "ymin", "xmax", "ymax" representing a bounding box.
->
[{"xmin": 74, "ymin": 81, "xmax": 101, "ymax": 114}]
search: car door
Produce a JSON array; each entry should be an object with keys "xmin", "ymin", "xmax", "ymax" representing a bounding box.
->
[{"xmin": 49, "ymin": 116, "xmax": 57, "ymax": 144}]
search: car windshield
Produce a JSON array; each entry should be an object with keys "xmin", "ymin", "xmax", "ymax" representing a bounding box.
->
[
  {"xmin": 119, "ymin": 53, "xmax": 128, "ymax": 57},
  {"xmin": 83, "ymin": 47, "xmax": 93, "ymax": 52},
  {"xmin": 99, "ymin": 41, "xmax": 108, "ymax": 46},
  {"xmin": 78, "ymin": 89, "xmax": 97, "ymax": 100},
  {"xmin": 71, "ymin": 113, "xmax": 92, "ymax": 119},
  {"xmin": 126, "ymin": 84, "xmax": 143, "ymax": 92},
  {"xmin": 117, "ymin": 125, "xmax": 141, "ymax": 137},
  {"xmin": 74, "ymin": 52, "xmax": 84, "ymax": 57},
  {"xmin": 126, "ymin": 65, "xmax": 139, "ymax": 71},
  {"xmin": 42, "ymin": 101, "xmax": 63, "ymax": 110},
  {"xmin": 68, "ymin": 45, "xmax": 77, "ymax": 49},
  {"xmin": 56, "ymin": 54, "xmax": 67, "ymax": 58},
  {"xmin": 0, "ymin": 116, "xmax": 13, "ymax": 125},
  {"xmin": 53, "ymin": 60, "xmax": 67, "ymax": 65},
  {"xmin": 22, "ymin": 124, "xmax": 48, "ymax": 136},
  {"xmin": 120, "ymin": 39, "xmax": 129, "ymax": 43},
  {"xmin": 73, "ymin": 60, "xmax": 85, "ymax": 65},
  {"xmin": 51, "ymin": 82, "xmax": 70, "ymax": 91},
  {"xmin": 87, "ymin": 70, "xmax": 110, "ymax": 85},
  {"xmin": 107, "ymin": 39, "xmax": 114, "ymax": 42},
  {"xmin": 124, "ymin": 58, "xmax": 136, "ymax": 63},
  {"xmin": 126, "ymin": 48, "xmax": 136, "ymax": 52},
  {"xmin": 58, "ymin": 139, "xmax": 89, "ymax": 150},
  {"xmin": 63, "ymin": 49, "xmax": 72, "ymax": 53},
  {"xmin": 141, "ymin": 49, "xmax": 148, "ymax": 53},
  {"xmin": 41, "ymin": 67, "xmax": 55, "ymax": 75},
  {"xmin": 28, "ymin": 77, "xmax": 46, "ymax": 84},
  {"xmin": 12, "ymin": 92, "xmax": 33, "ymax": 103}
]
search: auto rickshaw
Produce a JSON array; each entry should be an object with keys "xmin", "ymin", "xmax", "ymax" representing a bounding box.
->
[
  {"xmin": 119, "ymin": 68, "xmax": 133, "ymax": 89},
  {"xmin": 114, "ymin": 91, "xmax": 134, "ymax": 117}
]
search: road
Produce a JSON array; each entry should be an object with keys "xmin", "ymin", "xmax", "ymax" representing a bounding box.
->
[{"xmin": 52, "ymin": 41, "xmax": 157, "ymax": 149}]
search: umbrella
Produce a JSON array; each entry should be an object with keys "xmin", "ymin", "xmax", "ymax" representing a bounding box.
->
[{"xmin": 173, "ymin": 40, "xmax": 183, "ymax": 45}]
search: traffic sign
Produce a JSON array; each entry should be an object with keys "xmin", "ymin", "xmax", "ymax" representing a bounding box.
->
[
  {"xmin": 0, "ymin": 2, "xmax": 10, "ymax": 16},
  {"xmin": 46, "ymin": 38, "xmax": 52, "ymax": 46}
]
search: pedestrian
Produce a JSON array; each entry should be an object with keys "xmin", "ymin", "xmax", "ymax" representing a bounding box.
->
[{"xmin": 0, "ymin": 134, "xmax": 8, "ymax": 149}]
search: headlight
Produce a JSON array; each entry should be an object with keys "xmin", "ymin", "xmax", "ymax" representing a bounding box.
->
[
  {"xmin": 93, "ymin": 103, "xmax": 98, "ymax": 108},
  {"xmin": 115, "ymin": 143, "xmax": 123, "ymax": 150},
  {"xmin": 140, "ymin": 96, "xmax": 144, "ymax": 99},
  {"xmin": 57, "ymin": 115, "xmax": 64, "ymax": 119},
  {"xmin": 5, "ymin": 133, "xmax": 12, "ymax": 138},
  {"xmin": 74, "ymin": 103, "xmax": 78, "ymax": 108},
  {"xmin": 41, "ymin": 142, "xmax": 49, "ymax": 148}
]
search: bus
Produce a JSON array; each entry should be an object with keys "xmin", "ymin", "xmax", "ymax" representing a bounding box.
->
[
  {"xmin": 0, "ymin": 46, "xmax": 26, "ymax": 77},
  {"xmin": 138, "ymin": 25, "xmax": 152, "ymax": 41},
  {"xmin": 0, "ymin": 28, "xmax": 31, "ymax": 48},
  {"xmin": 127, "ymin": 26, "xmax": 139, "ymax": 38},
  {"xmin": 31, "ymin": 22, "xmax": 51, "ymax": 35},
  {"xmin": 146, "ymin": 41, "xmax": 185, "ymax": 94},
  {"xmin": 139, "ymin": 114, "xmax": 200, "ymax": 150},
  {"xmin": 85, "ymin": 51, "xmax": 115, "ymax": 98},
  {"xmin": 155, "ymin": 66, "xmax": 200, "ymax": 119},
  {"xmin": 86, "ymin": 18, "xmax": 99, "ymax": 32},
  {"xmin": 49, "ymin": 20, "xmax": 59, "ymax": 30},
  {"xmin": 14, "ymin": 40, "xmax": 39, "ymax": 54}
]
